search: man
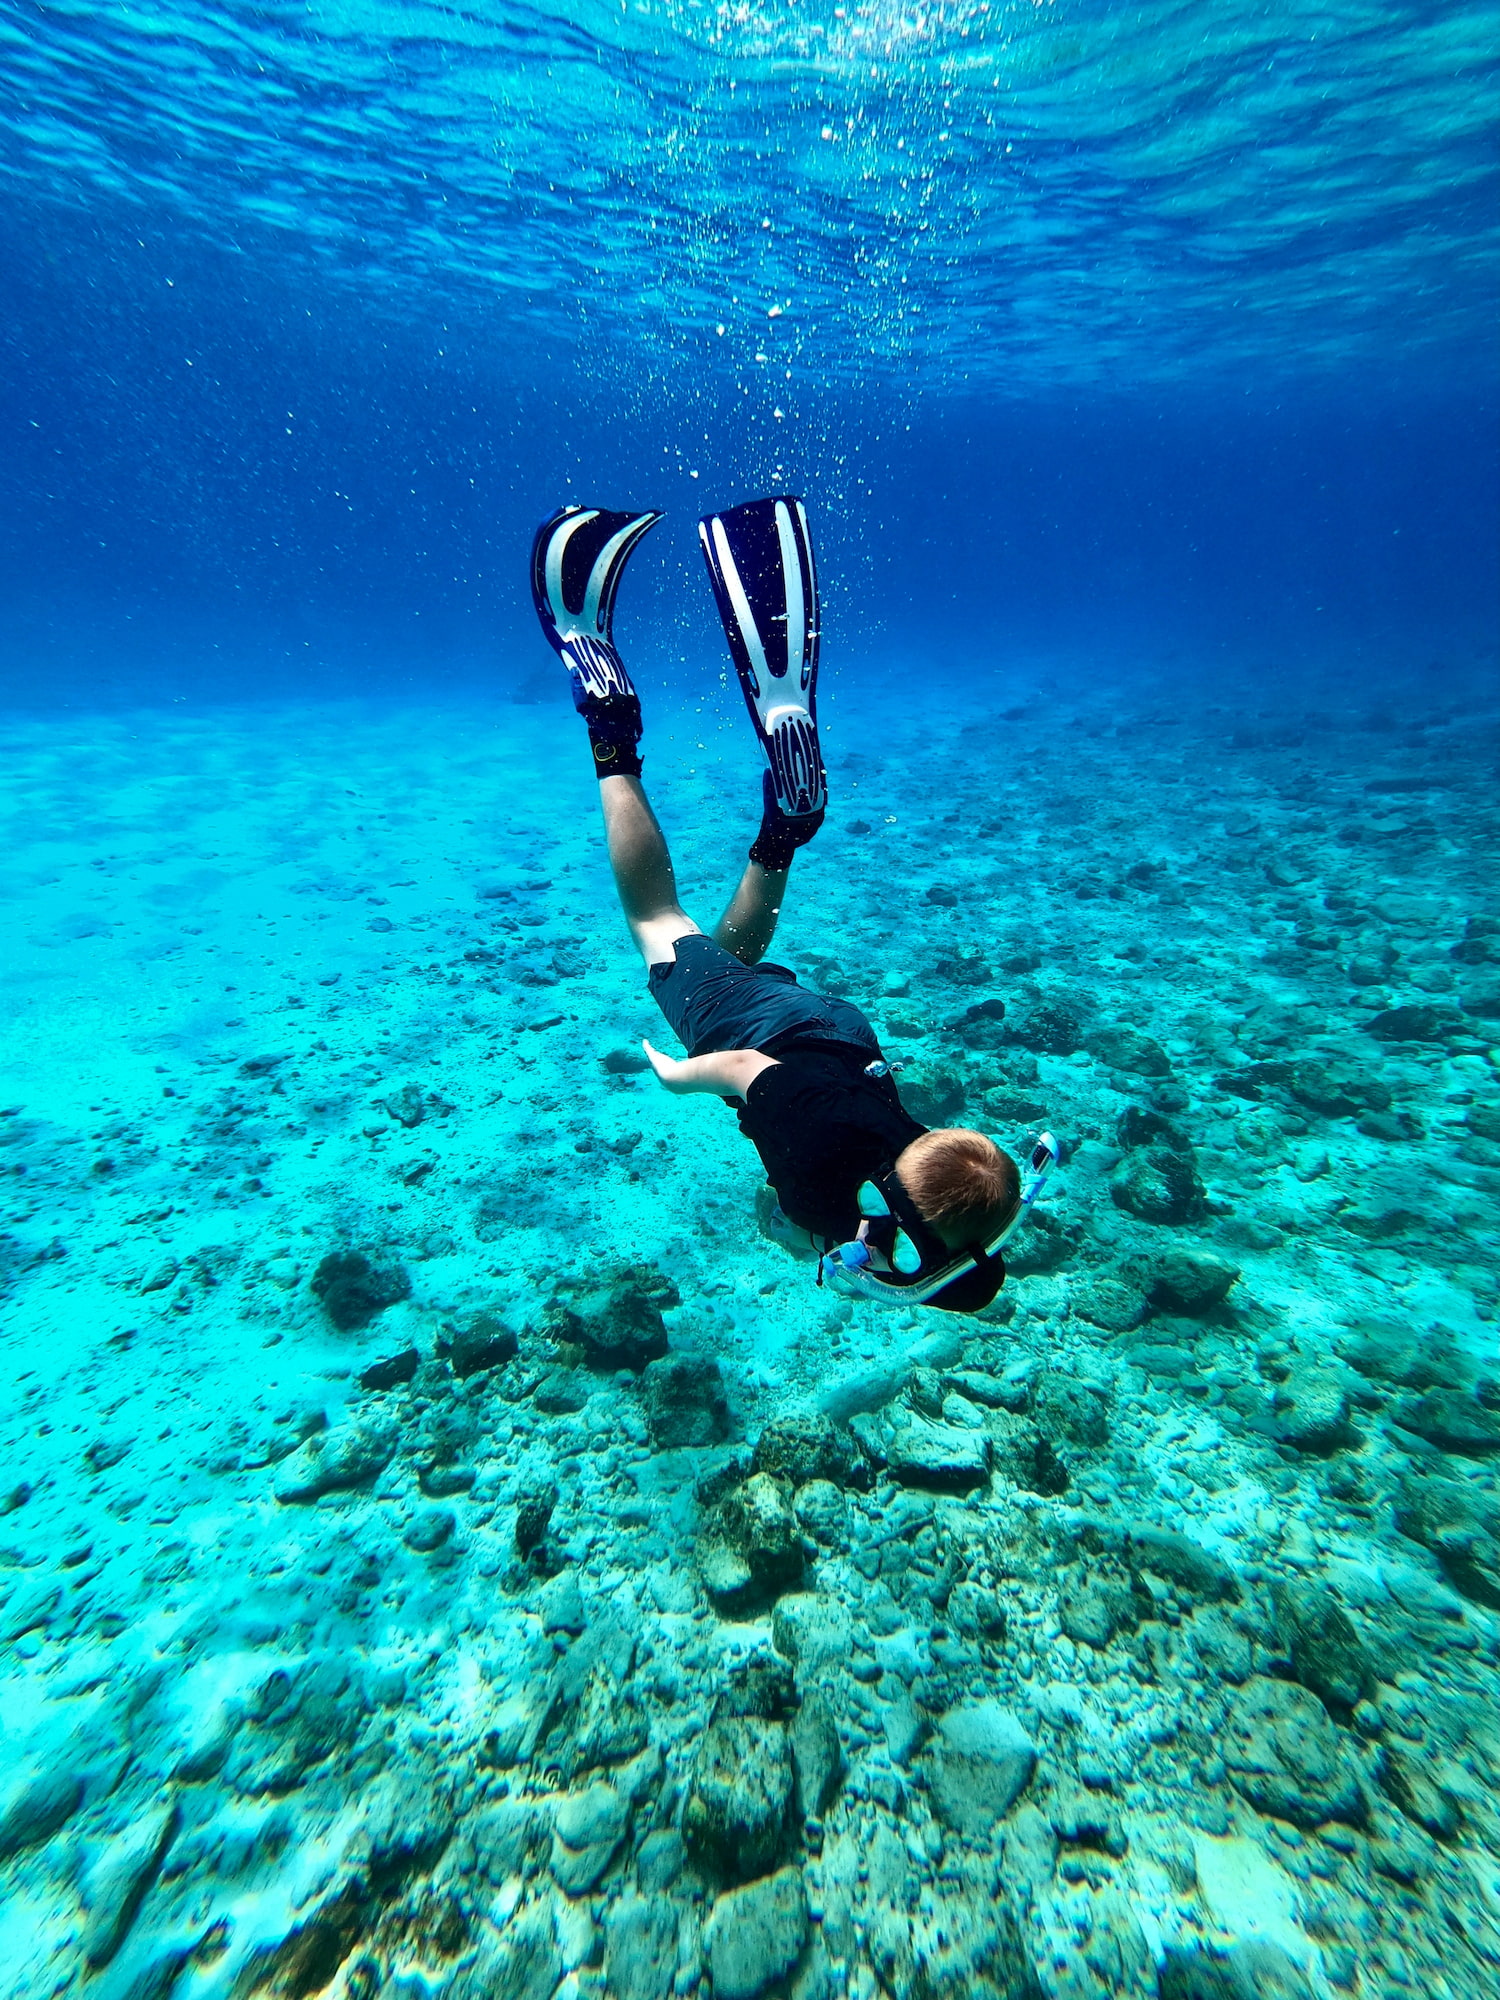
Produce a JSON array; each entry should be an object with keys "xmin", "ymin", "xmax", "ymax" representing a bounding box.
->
[{"xmin": 529, "ymin": 495, "xmax": 1031, "ymax": 1314}]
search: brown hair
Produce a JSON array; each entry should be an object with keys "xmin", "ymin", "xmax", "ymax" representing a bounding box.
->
[{"xmin": 896, "ymin": 1129, "xmax": 1021, "ymax": 1246}]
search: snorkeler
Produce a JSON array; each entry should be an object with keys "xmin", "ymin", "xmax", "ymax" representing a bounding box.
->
[{"xmin": 529, "ymin": 497, "xmax": 1055, "ymax": 1315}]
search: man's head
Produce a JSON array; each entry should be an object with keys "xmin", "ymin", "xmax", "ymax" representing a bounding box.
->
[{"xmin": 894, "ymin": 1128, "xmax": 1021, "ymax": 1251}]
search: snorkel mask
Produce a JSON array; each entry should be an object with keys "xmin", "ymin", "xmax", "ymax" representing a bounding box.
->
[{"xmin": 822, "ymin": 1132, "xmax": 1059, "ymax": 1315}]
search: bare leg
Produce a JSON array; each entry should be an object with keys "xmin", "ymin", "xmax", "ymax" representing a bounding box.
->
[
  {"xmin": 598, "ymin": 774, "xmax": 702, "ymax": 966},
  {"xmin": 712, "ymin": 858, "xmax": 791, "ymax": 966}
]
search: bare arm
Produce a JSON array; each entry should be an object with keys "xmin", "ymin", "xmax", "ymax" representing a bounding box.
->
[{"xmin": 642, "ymin": 1041, "xmax": 778, "ymax": 1101}]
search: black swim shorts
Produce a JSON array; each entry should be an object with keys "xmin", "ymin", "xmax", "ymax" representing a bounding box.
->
[{"xmin": 648, "ymin": 934, "xmax": 880, "ymax": 1061}]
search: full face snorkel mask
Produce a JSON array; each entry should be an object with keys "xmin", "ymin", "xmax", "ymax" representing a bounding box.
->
[{"xmin": 822, "ymin": 1133, "xmax": 1059, "ymax": 1315}]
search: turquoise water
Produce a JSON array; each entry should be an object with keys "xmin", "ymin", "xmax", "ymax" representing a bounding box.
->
[{"xmin": 1, "ymin": 4, "xmax": 1499, "ymax": 1998}]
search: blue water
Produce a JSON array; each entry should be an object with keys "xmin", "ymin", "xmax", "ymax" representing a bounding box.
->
[{"xmin": 2, "ymin": 4, "xmax": 1500, "ymax": 1997}]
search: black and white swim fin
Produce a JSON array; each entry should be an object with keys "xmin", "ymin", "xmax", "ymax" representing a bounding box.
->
[
  {"xmin": 530, "ymin": 505, "xmax": 662, "ymax": 708},
  {"xmin": 698, "ymin": 496, "xmax": 826, "ymax": 820}
]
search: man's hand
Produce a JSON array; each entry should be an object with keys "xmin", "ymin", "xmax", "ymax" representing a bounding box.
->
[{"xmin": 641, "ymin": 1041, "xmax": 778, "ymax": 1101}]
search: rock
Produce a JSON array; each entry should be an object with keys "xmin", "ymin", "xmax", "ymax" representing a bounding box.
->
[
  {"xmin": 0, "ymin": 1764, "xmax": 84, "ymax": 1861},
  {"xmin": 470, "ymin": 1797, "xmax": 543, "ymax": 1880},
  {"xmin": 551, "ymin": 1779, "xmax": 628, "ymax": 1893},
  {"xmin": 640, "ymin": 1354, "xmax": 731, "ymax": 1449},
  {"xmin": 438, "ymin": 1313, "xmax": 518, "ymax": 1378},
  {"xmin": 719, "ymin": 1651, "xmax": 798, "ymax": 1721},
  {"xmin": 515, "ymin": 1483, "xmax": 558, "ymax": 1561},
  {"xmin": 0, "ymin": 1578, "xmax": 59, "ymax": 1643},
  {"xmin": 1275, "ymin": 1367, "xmax": 1351, "ymax": 1452},
  {"xmin": 790, "ymin": 1693, "xmax": 844, "ymax": 1819},
  {"xmin": 1390, "ymin": 1388, "xmax": 1500, "ymax": 1456},
  {"xmin": 684, "ymin": 1716, "xmax": 793, "ymax": 1881},
  {"xmin": 1159, "ymin": 1943, "xmax": 1314, "ymax": 2000},
  {"xmin": 1376, "ymin": 1743, "xmax": 1461, "ymax": 1842},
  {"xmin": 925, "ymin": 1700, "xmax": 1037, "ymax": 1835},
  {"xmin": 1117, "ymin": 1103, "xmax": 1192, "ymax": 1151},
  {"xmin": 401, "ymin": 1505, "xmax": 455, "ymax": 1553},
  {"xmin": 636, "ymin": 1827, "xmax": 685, "ymax": 1893},
  {"xmin": 310, "ymin": 1249, "xmax": 412, "ymax": 1330},
  {"xmin": 533, "ymin": 1367, "xmax": 592, "ymax": 1414},
  {"xmin": 1222, "ymin": 1677, "xmax": 1365, "ymax": 1828},
  {"xmin": 751, "ymin": 1409, "xmax": 864, "ymax": 1488},
  {"xmin": 1012, "ymin": 1000, "xmax": 1084, "ymax": 1055},
  {"xmin": 985, "ymin": 1410, "xmax": 1069, "ymax": 1496},
  {"xmin": 359, "ymin": 1347, "xmax": 419, "ymax": 1392},
  {"xmin": 82, "ymin": 1801, "xmax": 179, "ymax": 1968},
  {"xmin": 1392, "ymin": 1472, "xmax": 1500, "ymax": 1607},
  {"xmin": 946, "ymin": 1579, "xmax": 1008, "ymax": 1641},
  {"xmin": 1274, "ymin": 1579, "xmax": 1372, "ymax": 1714},
  {"xmin": 1190, "ymin": 1608, "xmax": 1254, "ymax": 1684},
  {"xmin": 1059, "ymin": 1562, "xmax": 1141, "ymax": 1649},
  {"xmin": 1367, "ymin": 1003, "xmax": 1464, "ymax": 1042},
  {"xmin": 704, "ymin": 1867, "xmax": 808, "ymax": 2000},
  {"xmin": 573, "ymin": 1662, "xmax": 649, "ymax": 1768},
  {"xmin": 771, "ymin": 1592, "xmax": 852, "ymax": 1673},
  {"xmin": 603, "ymin": 1893, "xmax": 678, "ymax": 2000},
  {"xmin": 84, "ymin": 1433, "xmax": 132, "ymax": 1473},
  {"xmin": 272, "ymin": 1417, "xmax": 398, "ymax": 1502},
  {"xmin": 792, "ymin": 1479, "xmax": 847, "ymax": 1546},
  {"xmin": 538, "ymin": 1571, "xmax": 588, "ymax": 1636},
  {"xmin": 544, "ymin": 1262, "xmax": 678, "ymax": 1372},
  {"xmin": 1090, "ymin": 1023, "xmax": 1174, "ymax": 1077},
  {"xmin": 1146, "ymin": 1249, "xmax": 1240, "ymax": 1315},
  {"xmin": 698, "ymin": 1472, "xmax": 803, "ymax": 1610},
  {"xmin": 886, "ymin": 1413, "xmax": 992, "ymax": 1493},
  {"xmin": 1031, "ymin": 1371, "xmax": 1110, "ymax": 1449},
  {"xmin": 899, "ymin": 1064, "xmax": 966, "ymax": 1125},
  {"xmin": 1341, "ymin": 1316, "xmax": 1471, "ymax": 1391},
  {"xmin": 1070, "ymin": 1276, "xmax": 1148, "ymax": 1332},
  {"xmin": 1110, "ymin": 1148, "xmax": 1207, "ymax": 1224},
  {"xmin": 223, "ymin": 1661, "xmax": 365, "ymax": 1796},
  {"xmin": 945, "ymin": 1367, "xmax": 1030, "ymax": 1411},
  {"xmin": 1126, "ymin": 1526, "xmax": 1239, "ymax": 1602},
  {"xmin": 448, "ymin": 1900, "xmax": 558, "ymax": 2000}
]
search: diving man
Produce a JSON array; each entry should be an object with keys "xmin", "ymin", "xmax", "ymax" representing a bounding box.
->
[{"xmin": 529, "ymin": 497, "xmax": 1052, "ymax": 1314}]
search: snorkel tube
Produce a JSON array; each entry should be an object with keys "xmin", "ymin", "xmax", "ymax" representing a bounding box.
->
[{"xmin": 824, "ymin": 1132, "xmax": 1060, "ymax": 1311}]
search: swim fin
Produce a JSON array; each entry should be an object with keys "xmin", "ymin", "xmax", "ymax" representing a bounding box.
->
[
  {"xmin": 698, "ymin": 496, "xmax": 827, "ymax": 829},
  {"xmin": 530, "ymin": 504, "xmax": 662, "ymax": 709}
]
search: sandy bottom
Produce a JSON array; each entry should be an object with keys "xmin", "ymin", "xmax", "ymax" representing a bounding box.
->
[{"xmin": 1, "ymin": 676, "xmax": 1498, "ymax": 1999}]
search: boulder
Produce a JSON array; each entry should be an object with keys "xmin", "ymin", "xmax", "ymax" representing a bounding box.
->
[
  {"xmin": 1059, "ymin": 1562, "xmax": 1141, "ymax": 1649},
  {"xmin": 684, "ymin": 1716, "xmax": 794, "ymax": 1881},
  {"xmin": 1089, "ymin": 1024, "xmax": 1174, "ymax": 1077},
  {"xmin": 789, "ymin": 1692, "xmax": 844, "ymax": 1819},
  {"xmin": 437, "ymin": 1313, "xmax": 518, "ymax": 1378},
  {"xmin": 1125, "ymin": 1526, "xmax": 1239, "ymax": 1602},
  {"xmin": 1031, "ymin": 1371, "xmax": 1110, "ymax": 1449},
  {"xmin": 1222, "ymin": 1677, "xmax": 1365, "ymax": 1828},
  {"xmin": 273, "ymin": 1417, "xmax": 398, "ymax": 1503},
  {"xmin": 1274, "ymin": 1367, "xmax": 1350, "ymax": 1453},
  {"xmin": 1392, "ymin": 1473, "xmax": 1500, "ymax": 1607},
  {"xmin": 641, "ymin": 1355, "xmax": 731, "ymax": 1448},
  {"xmin": 1011, "ymin": 1001, "xmax": 1084, "ymax": 1056},
  {"xmin": 1389, "ymin": 1388, "xmax": 1500, "ymax": 1456},
  {"xmin": 543, "ymin": 1262, "xmax": 678, "ymax": 1372},
  {"xmin": 985, "ymin": 1410, "xmax": 1070, "ymax": 1496},
  {"xmin": 310, "ymin": 1249, "xmax": 411, "ymax": 1331},
  {"xmin": 886, "ymin": 1414, "xmax": 991, "ymax": 1494},
  {"xmin": 925, "ymin": 1700, "xmax": 1037, "ymax": 1835},
  {"xmin": 550, "ymin": 1779, "xmax": 628, "ymax": 1894},
  {"xmin": 698, "ymin": 1472, "xmax": 803, "ymax": 1610},
  {"xmin": 1146, "ymin": 1249, "xmax": 1240, "ymax": 1316},
  {"xmin": 1070, "ymin": 1276, "xmax": 1148, "ymax": 1333},
  {"xmin": 81, "ymin": 1802, "xmax": 179, "ymax": 1968},
  {"xmin": 1273, "ymin": 1579, "xmax": 1372, "ymax": 1714},
  {"xmin": 603, "ymin": 1894, "xmax": 678, "ymax": 2000},
  {"xmin": 704, "ymin": 1868, "xmax": 808, "ymax": 2000},
  {"xmin": 1110, "ymin": 1148, "xmax": 1207, "ymax": 1224},
  {"xmin": 0, "ymin": 1764, "xmax": 84, "ymax": 1862},
  {"xmin": 752, "ymin": 1410, "xmax": 864, "ymax": 1488}
]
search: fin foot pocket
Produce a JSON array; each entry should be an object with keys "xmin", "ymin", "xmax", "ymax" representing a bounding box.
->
[{"xmin": 698, "ymin": 495, "xmax": 827, "ymax": 822}]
